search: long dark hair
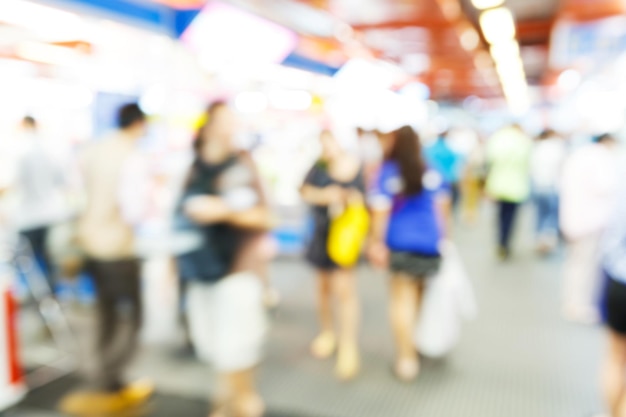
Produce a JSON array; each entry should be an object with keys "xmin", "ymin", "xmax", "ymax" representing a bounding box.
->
[
  {"xmin": 389, "ymin": 125, "xmax": 427, "ymax": 196},
  {"xmin": 192, "ymin": 100, "xmax": 228, "ymax": 157},
  {"xmin": 186, "ymin": 101, "xmax": 229, "ymax": 187}
]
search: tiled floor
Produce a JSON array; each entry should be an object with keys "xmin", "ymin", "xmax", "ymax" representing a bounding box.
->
[{"xmin": 10, "ymin": 207, "xmax": 606, "ymax": 416}]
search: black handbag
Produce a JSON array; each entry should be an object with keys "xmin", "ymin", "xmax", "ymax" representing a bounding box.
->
[{"xmin": 174, "ymin": 157, "xmax": 240, "ymax": 283}]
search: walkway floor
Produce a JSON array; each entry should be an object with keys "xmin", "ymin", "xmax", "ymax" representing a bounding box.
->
[{"xmin": 11, "ymin": 207, "xmax": 605, "ymax": 417}]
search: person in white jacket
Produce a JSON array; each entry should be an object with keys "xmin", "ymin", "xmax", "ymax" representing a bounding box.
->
[{"xmin": 560, "ymin": 134, "xmax": 620, "ymax": 324}]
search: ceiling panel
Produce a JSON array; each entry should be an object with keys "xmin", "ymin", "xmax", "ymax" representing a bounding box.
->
[
  {"xmin": 326, "ymin": 0, "xmax": 442, "ymax": 26},
  {"xmin": 506, "ymin": 0, "xmax": 559, "ymax": 21}
]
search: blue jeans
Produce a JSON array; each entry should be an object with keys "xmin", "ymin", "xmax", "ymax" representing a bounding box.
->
[{"xmin": 534, "ymin": 192, "xmax": 559, "ymax": 238}]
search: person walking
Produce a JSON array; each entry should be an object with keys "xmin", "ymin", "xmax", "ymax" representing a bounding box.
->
[
  {"xmin": 424, "ymin": 130, "xmax": 463, "ymax": 210},
  {"xmin": 60, "ymin": 103, "xmax": 154, "ymax": 416},
  {"xmin": 177, "ymin": 101, "xmax": 272, "ymax": 417},
  {"xmin": 368, "ymin": 126, "xmax": 451, "ymax": 382},
  {"xmin": 561, "ymin": 134, "xmax": 619, "ymax": 324},
  {"xmin": 485, "ymin": 124, "xmax": 533, "ymax": 260},
  {"xmin": 301, "ymin": 130, "xmax": 364, "ymax": 381},
  {"xmin": 599, "ymin": 167, "xmax": 626, "ymax": 417},
  {"xmin": 13, "ymin": 116, "xmax": 69, "ymax": 289},
  {"xmin": 530, "ymin": 129, "xmax": 566, "ymax": 255},
  {"xmin": 460, "ymin": 135, "xmax": 486, "ymax": 225}
]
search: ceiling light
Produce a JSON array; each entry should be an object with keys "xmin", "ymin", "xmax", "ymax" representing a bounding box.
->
[
  {"xmin": 490, "ymin": 40, "xmax": 520, "ymax": 63},
  {"xmin": 269, "ymin": 90, "xmax": 313, "ymax": 111},
  {"xmin": 472, "ymin": 0, "xmax": 505, "ymax": 10},
  {"xmin": 502, "ymin": 80, "xmax": 528, "ymax": 97},
  {"xmin": 235, "ymin": 92, "xmax": 268, "ymax": 114},
  {"xmin": 495, "ymin": 55, "xmax": 525, "ymax": 76},
  {"xmin": 461, "ymin": 28, "xmax": 480, "ymax": 51},
  {"xmin": 16, "ymin": 41, "xmax": 79, "ymax": 65},
  {"xmin": 0, "ymin": 0, "xmax": 84, "ymax": 41},
  {"xmin": 480, "ymin": 7, "xmax": 516, "ymax": 45}
]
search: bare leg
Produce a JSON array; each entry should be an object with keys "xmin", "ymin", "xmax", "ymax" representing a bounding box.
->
[
  {"xmin": 311, "ymin": 271, "xmax": 336, "ymax": 358},
  {"xmin": 389, "ymin": 273, "xmax": 423, "ymax": 381},
  {"xmin": 603, "ymin": 331, "xmax": 626, "ymax": 417},
  {"xmin": 211, "ymin": 369, "xmax": 264, "ymax": 417},
  {"xmin": 332, "ymin": 268, "xmax": 360, "ymax": 380}
]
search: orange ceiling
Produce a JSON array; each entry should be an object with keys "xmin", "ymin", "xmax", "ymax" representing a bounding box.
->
[
  {"xmin": 559, "ymin": 0, "xmax": 626, "ymax": 21},
  {"xmin": 304, "ymin": 0, "xmax": 498, "ymax": 99}
]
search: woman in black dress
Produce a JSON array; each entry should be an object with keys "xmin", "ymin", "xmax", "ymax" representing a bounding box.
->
[{"xmin": 301, "ymin": 130, "xmax": 364, "ymax": 381}]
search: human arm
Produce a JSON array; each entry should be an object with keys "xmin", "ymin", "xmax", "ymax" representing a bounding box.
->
[
  {"xmin": 366, "ymin": 164, "xmax": 393, "ymax": 269},
  {"xmin": 435, "ymin": 192, "xmax": 453, "ymax": 241},
  {"xmin": 185, "ymin": 153, "xmax": 274, "ymax": 231},
  {"xmin": 299, "ymin": 163, "xmax": 347, "ymax": 207},
  {"xmin": 367, "ymin": 205, "xmax": 391, "ymax": 269}
]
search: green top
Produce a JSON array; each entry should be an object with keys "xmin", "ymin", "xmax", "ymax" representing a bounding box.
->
[{"xmin": 485, "ymin": 127, "xmax": 533, "ymax": 203}]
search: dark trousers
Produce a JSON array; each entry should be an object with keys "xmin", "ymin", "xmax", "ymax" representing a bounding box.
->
[
  {"xmin": 20, "ymin": 226, "xmax": 53, "ymax": 288},
  {"xmin": 498, "ymin": 201, "xmax": 520, "ymax": 251},
  {"xmin": 86, "ymin": 258, "xmax": 142, "ymax": 392}
]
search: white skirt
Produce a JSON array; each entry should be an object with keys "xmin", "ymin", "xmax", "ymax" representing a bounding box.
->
[{"xmin": 186, "ymin": 272, "xmax": 267, "ymax": 372}]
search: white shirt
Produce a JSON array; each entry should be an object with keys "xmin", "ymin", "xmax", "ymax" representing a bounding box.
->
[
  {"xmin": 13, "ymin": 134, "xmax": 69, "ymax": 230},
  {"xmin": 530, "ymin": 137, "xmax": 567, "ymax": 192},
  {"xmin": 560, "ymin": 143, "xmax": 620, "ymax": 240}
]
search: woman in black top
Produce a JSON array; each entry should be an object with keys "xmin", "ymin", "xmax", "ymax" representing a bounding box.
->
[
  {"xmin": 301, "ymin": 130, "xmax": 364, "ymax": 381},
  {"xmin": 181, "ymin": 102, "xmax": 272, "ymax": 417}
]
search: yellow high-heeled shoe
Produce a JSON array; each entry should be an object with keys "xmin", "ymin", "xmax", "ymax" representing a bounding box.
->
[
  {"xmin": 310, "ymin": 332, "xmax": 337, "ymax": 359},
  {"xmin": 335, "ymin": 344, "xmax": 360, "ymax": 381}
]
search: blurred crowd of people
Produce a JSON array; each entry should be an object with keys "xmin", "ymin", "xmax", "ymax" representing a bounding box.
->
[{"xmin": 1, "ymin": 101, "xmax": 625, "ymax": 417}]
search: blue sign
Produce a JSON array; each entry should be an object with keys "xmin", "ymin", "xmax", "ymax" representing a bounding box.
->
[{"xmin": 42, "ymin": 0, "xmax": 200, "ymax": 36}]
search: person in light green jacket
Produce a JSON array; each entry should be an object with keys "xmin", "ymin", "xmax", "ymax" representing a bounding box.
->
[{"xmin": 485, "ymin": 124, "xmax": 533, "ymax": 259}]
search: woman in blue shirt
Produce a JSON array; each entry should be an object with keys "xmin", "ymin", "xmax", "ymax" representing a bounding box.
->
[{"xmin": 368, "ymin": 126, "xmax": 451, "ymax": 382}]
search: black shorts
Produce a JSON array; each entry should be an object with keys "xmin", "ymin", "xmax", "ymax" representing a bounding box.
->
[
  {"xmin": 605, "ymin": 277, "xmax": 626, "ymax": 335},
  {"xmin": 390, "ymin": 252, "xmax": 441, "ymax": 279}
]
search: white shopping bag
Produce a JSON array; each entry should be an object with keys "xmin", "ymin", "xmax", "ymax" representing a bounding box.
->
[
  {"xmin": 187, "ymin": 272, "xmax": 268, "ymax": 372},
  {"xmin": 415, "ymin": 241, "xmax": 477, "ymax": 358}
]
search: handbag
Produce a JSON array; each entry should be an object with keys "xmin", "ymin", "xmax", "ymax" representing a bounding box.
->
[
  {"xmin": 327, "ymin": 203, "xmax": 370, "ymax": 268},
  {"xmin": 173, "ymin": 157, "xmax": 240, "ymax": 283},
  {"xmin": 173, "ymin": 202, "xmax": 236, "ymax": 283}
]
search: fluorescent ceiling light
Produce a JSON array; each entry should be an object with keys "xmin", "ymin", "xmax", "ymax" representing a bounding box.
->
[
  {"xmin": 472, "ymin": 0, "xmax": 505, "ymax": 10},
  {"xmin": 480, "ymin": 7, "xmax": 516, "ymax": 45},
  {"xmin": 235, "ymin": 92, "xmax": 268, "ymax": 114},
  {"xmin": 502, "ymin": 81, "xmax": 528, "ymax": 97},
  {"xmin": 490, "ymin": 40, "xmax": 520, "ymax": 63},
  {"xmin": 495, "ymin": 55, "xmax": 525, "ymax": 76},
  {"xmin": 16, "ymin": 41, "xmax": 79, "ymax": 65},
  {"xmin": 0, "ymin": 0, "xmax": 84, "ymax": 41},
  {"xmin": 269, "ymin": 90, "xmax": 312, "ymax": 111}
]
